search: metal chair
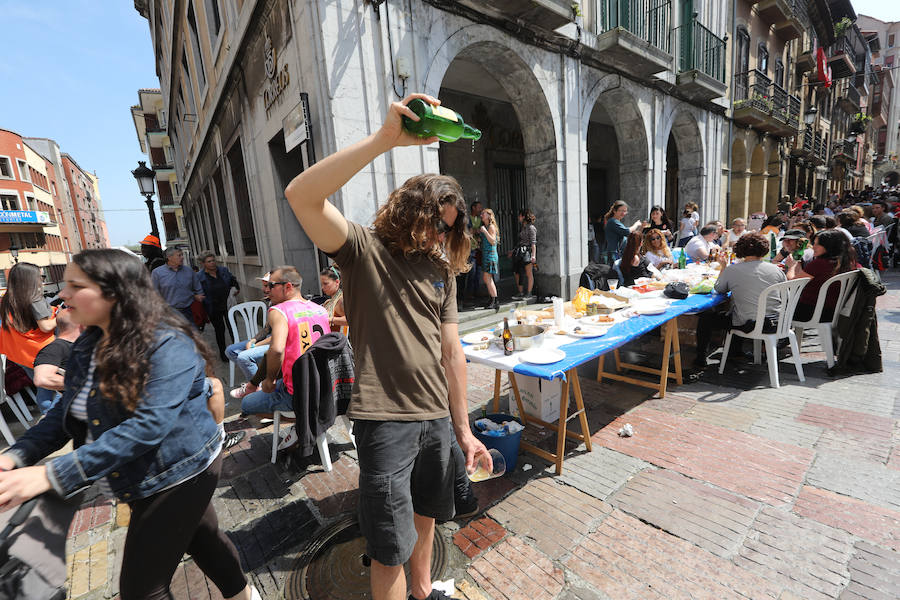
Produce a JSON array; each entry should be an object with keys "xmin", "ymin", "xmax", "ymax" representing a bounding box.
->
[
  {"xmin": 792, "ymin": 270, "xmax": 859, "ymax": 368},
  {"xmin": 227, "ymin": 301, "xmax": 267, "ymax": 387},
  {"xmin": 719, "ymin": 278, "xmax": 810, "ymax": 388}
]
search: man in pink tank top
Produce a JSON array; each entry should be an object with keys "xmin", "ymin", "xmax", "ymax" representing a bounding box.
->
[{"xmin": 240, "ymin": 266, "xmax": 330, "ymax": 416}]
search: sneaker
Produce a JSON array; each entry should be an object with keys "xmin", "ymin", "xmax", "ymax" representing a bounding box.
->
[
  {"xmin": 223, "ymin": 430, "xmax": 246, "ymax": 451},
  {"xmin": 512, "ymin": 293, "xmax": 525, "ymax": 300},
  {"xmin": 230, "ymin": 382, "xmax": 258, "ymax": 399},
  {"xmin": 276, "ymin": 425, "xmax": 299, "ymax": 451},
  {"xmin": 409, "ymin": 590, "xmax": 454, "ymax": 600},
  {"xmin": 454, "ymin": 493, "xmax": 480, "ymax": 520}
]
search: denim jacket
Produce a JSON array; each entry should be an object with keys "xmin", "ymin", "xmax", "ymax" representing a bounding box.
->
[{"xmin": 3, "ymin": 326, "xmax": 219, "ymax": 501}]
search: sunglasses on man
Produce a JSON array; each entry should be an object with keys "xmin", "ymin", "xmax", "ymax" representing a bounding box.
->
[{"xmin": 263, "ymin": 281, "xmax": 288, "ymax": 289}]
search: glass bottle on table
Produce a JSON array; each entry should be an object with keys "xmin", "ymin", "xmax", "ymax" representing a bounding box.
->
[{"xmin": 502, "ymin": 318, "xmax": 514, "ymax": 356}]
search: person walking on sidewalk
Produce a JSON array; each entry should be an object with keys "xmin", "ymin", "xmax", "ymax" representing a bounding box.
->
[
  {"xmin": 0, "ymin": 249, "xmax": 258, "ymax": 600},
  {"xmin": 478, "ymin": 208, "xmax": 500, "ymax": 311},
  {"xmin": 511, "ymin": 209, "xmax": 537, "ymax": 299},
  {"xmin": 198, "ymin": 251, "xmax": 241, "ymax": 361},
  {"xmin": 151, "ymin": 247, "xmax": 205, "ymax": 325},
  {"xmin": 284, "ymin": 93, "xmax": 492, "ymax": 600}
]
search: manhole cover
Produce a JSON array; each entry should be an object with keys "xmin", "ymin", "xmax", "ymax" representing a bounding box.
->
[{"xmin": 283, "ymin": 515, "xmax": 448, "ymax": 599}]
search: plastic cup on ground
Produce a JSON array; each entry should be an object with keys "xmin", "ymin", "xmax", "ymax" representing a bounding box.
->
[{"xmin": 467, "ymin": 448, "xmax": 506, "ymax": 482}]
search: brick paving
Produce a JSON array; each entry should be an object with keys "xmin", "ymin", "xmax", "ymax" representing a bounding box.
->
[{"xmin": 0, "ymin": 270, "xmax": 893, "ymax": 599}]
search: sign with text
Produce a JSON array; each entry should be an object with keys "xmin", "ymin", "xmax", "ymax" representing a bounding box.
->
[
  {"xmin": 283, "ymin": 94, "xmax": 311, "ymax": 153},
  {"xmin": 0, "ymin": 210, "xmax": 50, "ymax": 225}
]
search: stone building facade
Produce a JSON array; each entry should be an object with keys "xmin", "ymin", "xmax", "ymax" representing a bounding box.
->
[
  {"xmin": 858, "ymin": 14, "xmax": 900, "ymax": 187},
  {"xmin": 131, "ymin": 88, "xmax": 190, "ymax": 246},
  {"xmin": 136, "ymin": 0, "xmax": 730, "ymax": 298}
]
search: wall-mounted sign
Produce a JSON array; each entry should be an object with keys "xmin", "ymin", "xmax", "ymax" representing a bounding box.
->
[
  {"xmin": 283, "ymin": 94, "xmax": 311, "ymax": 152},
  {"xmin": 263, "ymin": 34, "xmax": 290, "ymax": 115},
  {"xmin": 0, "ymin": 210, "xmax": 50, "ymax": 225}
]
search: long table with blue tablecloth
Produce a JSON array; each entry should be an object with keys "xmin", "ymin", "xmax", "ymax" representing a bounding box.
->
[{"xmin": 462, "ymin": 292, "xmax": 727, "ymax": 474}]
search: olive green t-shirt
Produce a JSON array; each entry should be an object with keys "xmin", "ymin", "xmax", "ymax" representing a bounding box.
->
[{"xmin": 333, "ymin": 222, "xmax": 458, "ymax": 421}]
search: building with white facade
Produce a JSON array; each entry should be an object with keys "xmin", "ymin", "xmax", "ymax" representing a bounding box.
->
[{"xmin": 858, "ymin": 13, "xmax": 900, "ymax": 187}]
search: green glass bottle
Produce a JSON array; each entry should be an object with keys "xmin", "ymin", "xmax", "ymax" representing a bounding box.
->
[{"xmin": 403, "ymin": 99, "xmax": 482, "ymax": 143}]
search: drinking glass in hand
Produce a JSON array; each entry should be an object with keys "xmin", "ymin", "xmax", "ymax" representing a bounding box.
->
[{"xmin": 467, "ymin": 448, "xmax": 506, "ymax": 482}]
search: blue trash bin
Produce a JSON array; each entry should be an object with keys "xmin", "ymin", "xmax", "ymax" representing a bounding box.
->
[{"xmin": 472, "ymin": 413, "xmax": 523, "ymax": 472}]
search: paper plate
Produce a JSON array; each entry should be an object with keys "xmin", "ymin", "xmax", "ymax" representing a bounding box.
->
[
  {"xmin": 518, "ymin": 348, "xmax": 566, "ymax": 365},
  {"xmin": 580, "ymin": 314, "xmax": 617, "ymax": 326},
  {"xmin": 462, "ymin": 331, "xmax": 494, "ymax": 345},
  {"xmin": 634, "ymin": 303, "xmax": 668, "ymax": 315},
  {"xmin": 568, "ymin": 326, "xmax": 609, "ymax": 338}
]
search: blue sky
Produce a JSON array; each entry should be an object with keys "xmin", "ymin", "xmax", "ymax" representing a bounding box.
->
[
  {"xmin": 0, "ymin": 1, "xmax": 160, "ymax": 247},
  {"xmin": 0, "ymin": 1, "xmax": 897, "ymax": 248}
]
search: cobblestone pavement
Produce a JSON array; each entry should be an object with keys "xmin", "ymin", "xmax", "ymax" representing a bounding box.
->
[{"xmin": 6, "ymin": 271, "xmax": 899, "ymax": 599}]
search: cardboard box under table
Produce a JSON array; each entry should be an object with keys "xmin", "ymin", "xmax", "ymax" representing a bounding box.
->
[{"xmin": 462, "ymin": 293, "xmax": 726, "ymax": 474}]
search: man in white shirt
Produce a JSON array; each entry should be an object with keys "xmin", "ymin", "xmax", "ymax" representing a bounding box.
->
[{"xmin": 684, "ymin": 225, "xmax": 719, "ymax": 262}]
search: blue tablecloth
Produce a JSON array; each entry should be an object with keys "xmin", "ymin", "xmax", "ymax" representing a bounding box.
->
[{"xmin": 463, "ymin": 292, "xmax": 726, "ymax": 382}]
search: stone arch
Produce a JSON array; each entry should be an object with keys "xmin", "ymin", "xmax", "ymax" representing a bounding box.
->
[
  {"xmin": 665, "ymin": 109, "xmax": 705, "ymax": 216},
  {"xmin": 582, "ymin": 77, "xmax": 651, "ymax": 216},
  {"xmin": 749, "ymin": 143, "xmax": 767, "ymax": 215},
  {"xmin": 730, "ymin": 138, "xmax": 748, "ymax": 219},
  {"xmin": 423, "ymin": 28, "xmax": 562, "ymax": 292}
]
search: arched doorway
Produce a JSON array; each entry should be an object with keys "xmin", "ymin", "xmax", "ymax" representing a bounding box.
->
[
  {"xmin": 729, "ymin": 139, "xmax": 748, "ymax": 219},
  {"xmin": 425, "ymin": 36, "xmax": 560, "ymax": 292},
  {"xmin": 667, "ymin": 110, "xmax": 704, "ymax": 220},
  {"xmin": 664, "ymin": 134, "xmax": 678, "ymax": 219},
  {"xmin": 585, "ymin": 85, "xmax": 650, "ymax": 218},
  {"xmin": 586, "ymin": 103, "xmax": 620, "ymax": 224},
  {"xmin": 749, "ymin": 144, "xmax": 766, "ymax": 215}
]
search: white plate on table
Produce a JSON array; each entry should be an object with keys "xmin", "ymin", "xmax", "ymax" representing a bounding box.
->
[
  {"xmin": 462, "ymin": 331, "xmax": 494, "ymax": 345},
  {"xmin": 518, "ymin": 348, "xmax": 566, "ymax": 364},
  {"xmin": 633, "ymin": 302, "xmax": 669, "ymax": 315},
  {"xmin": 568, "ymin": 325, "xmax": 610, "ymax": 338}
]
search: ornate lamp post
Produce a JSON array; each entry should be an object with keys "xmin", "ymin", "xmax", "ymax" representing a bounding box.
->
[{"xmin": 131, "ymin": 161, "xmax": 159, "ymax": 239}]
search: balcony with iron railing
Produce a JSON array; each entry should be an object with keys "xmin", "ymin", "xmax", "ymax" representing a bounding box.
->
[
  {"xmin": 813, "ymin": 131, "xmax": 824, "ymax": 162},
  {"xmin": 832, "ymin": 140, "xmax": 858, "ymax": 163},
  {"xmin": 583, "ymin": 0, "xmax": 673, "ymax": 78},
  {"xmin": 674, "ymin": 16, "xmax": 727, "ymax": 101},
  {"xmin": 756, "ymin": 0, "xmax": 809, "ymax": 41},
  {"xmin": 828, "ymin": 34, "xmax": 857, "ymax": 80},
  {"xmin": 733, "ymin": 70, "xmax": 800, "ymax": 137},
  {"xmin": 793, "ymin": 126, "xmax": 814, "ymax": 157},
  {"xmin": 837, "ymin": 81, "xmax": 861, "ymax": 114}
]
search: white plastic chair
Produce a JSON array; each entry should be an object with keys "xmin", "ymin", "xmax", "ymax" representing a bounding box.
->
[
  {"xmin": 271, "ymin": 410, "xmax": 332, "ymax": 470},
  {"xmin": 227, "ymin": 301, "xmax": 268, "ymax": 387},
  {"xmin": 719, "ymin": 278, "xmax": 810, "ymax": 388},
  {"xmin": 0, "ymin": 355, "xmax": 34, "ymax": 445},
  {"xmin": 792, "ymin": 270, "xmax": 858, "ymax": 368}
]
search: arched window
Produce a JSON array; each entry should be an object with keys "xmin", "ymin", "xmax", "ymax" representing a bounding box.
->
[{"xmin": 774, "ymin": 58, "xmax": 784, "ymax": 88}]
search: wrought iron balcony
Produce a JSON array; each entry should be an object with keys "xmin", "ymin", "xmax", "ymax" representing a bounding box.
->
[
  {"xmin": 832, "ymin": 140, "xmax": 858, "ymax": 163},
  {"xmin": 674, "ymin": 17, "xmax": 727, "ymax": 101},
  {"xmin": 828, "ymin": 35, "xmax": 857, "ymax": 80},
  {"xmin": 756, "ymin": 0, "xmax": 808, "ymax": 40},
  {"xmin": 837, "ymin": 82, "xmax": 860, "ymax": 114},
  {"xmin": 584, "ymin": 0, "xmax": 673, "ymax": 78},
  {"xmin": 793, "ymin": 126, "xmax": 814, "ymax": 156},
  {"xmin": 733, "ymin": 70, "xmax": 800, "ymax": 137}
]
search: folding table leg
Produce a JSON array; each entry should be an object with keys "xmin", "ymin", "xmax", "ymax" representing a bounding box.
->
[
  {"xmin": 670, "ymin": 318, "xmax": 683, "ymax": 385},
  {"xmin": 507, "ymin": 372, "xmax": 526, "ymax": 427},
  {"xmin": 569, "ymin": 370, "xmax": 592, "ymax": 452},
  {"xmin": 492, "ymin": 369, "xmax": 502, "ymax": 413},
  {"xmin": 554, "ymin": 379, "xmax": 570, "ymax": 475},
  {"xmin": 657, "ymin": 321, "xmax": 674, "ymax": 398}
]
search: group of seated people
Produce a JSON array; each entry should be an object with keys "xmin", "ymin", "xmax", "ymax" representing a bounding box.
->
[{"xmin": 693, "ymin": 228, "xmax": 858, "ymax": 368}]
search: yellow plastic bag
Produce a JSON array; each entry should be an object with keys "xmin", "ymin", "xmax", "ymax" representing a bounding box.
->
[{"xmin": 572, "ymin": 287, "xmax": 592, "ymax": 313}]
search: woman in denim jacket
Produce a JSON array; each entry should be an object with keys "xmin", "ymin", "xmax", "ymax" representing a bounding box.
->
[{"xmin": 0, "ymin": 249, "xmax": 258, "ymax": 600}]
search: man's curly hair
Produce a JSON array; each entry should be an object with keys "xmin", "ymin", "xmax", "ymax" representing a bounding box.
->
[{"xmin": 373, "ymin": 174, "xmax": 471, "ymax": 276}]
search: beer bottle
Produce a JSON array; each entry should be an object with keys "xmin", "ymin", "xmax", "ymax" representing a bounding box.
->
[
  {"xmin": 502, "ymin": 318, "xmax": 514, "ymax": 356},
  {"xmin": 403, "ymin": 99, "xmax": 482, "ymax": 143}
]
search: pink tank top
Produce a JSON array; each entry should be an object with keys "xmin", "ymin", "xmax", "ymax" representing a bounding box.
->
[{"xmin": 270, "ymin": 298, "xmax": 331, "ymax": 394}]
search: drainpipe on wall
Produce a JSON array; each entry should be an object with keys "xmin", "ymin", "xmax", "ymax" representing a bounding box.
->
[{"xmin": 725, "ymin": 0, "xmax": 738, "ymax": 221}]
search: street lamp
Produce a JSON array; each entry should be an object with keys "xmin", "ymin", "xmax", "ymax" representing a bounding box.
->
[
  {"xmin": 131, "ymin": 161, "xmax": 159, "ymax": 239},
  {"xmin": 803, "ymin": 106, "xmax": 818, "ymax": 125},
  {"xmin": 9, "ymin": 243, "xmax": 19, "ymax": 264}
]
